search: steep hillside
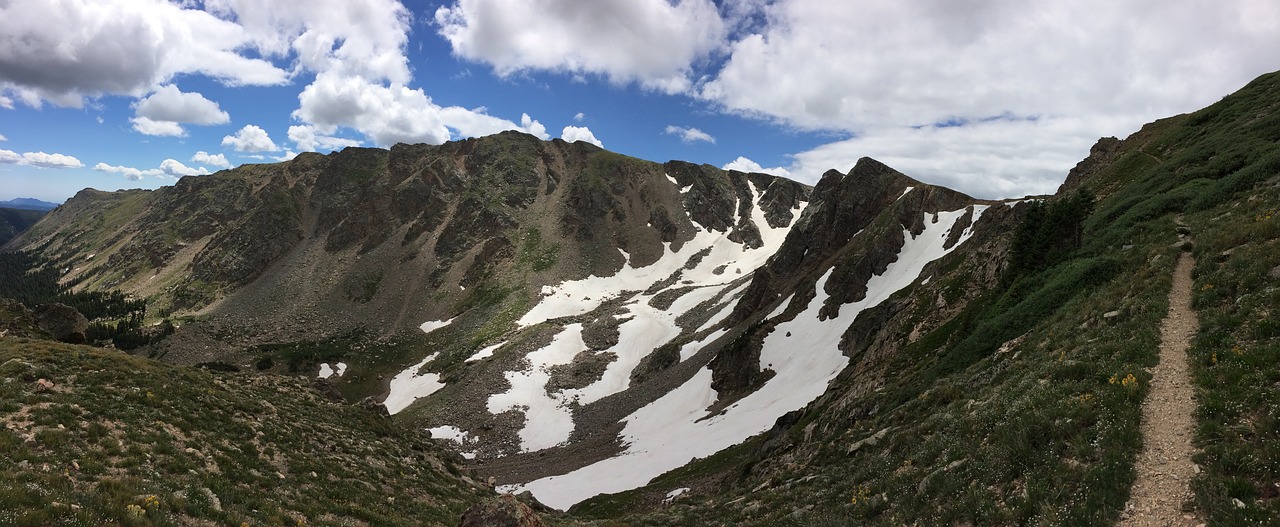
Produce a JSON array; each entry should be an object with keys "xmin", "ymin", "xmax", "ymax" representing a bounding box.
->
[
  {"xmin": 558, "ymin": 71, "xmax": 1280, "ymax": 526},
  {"xmin": 0, "ymin": 207, "xmax": 44, "ymax": 247},
  {"xmin": 0, "ymin": 336, "xmax": 491, "ymax": 525}
]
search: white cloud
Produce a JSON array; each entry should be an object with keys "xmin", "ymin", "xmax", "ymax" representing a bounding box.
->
[
  {"xmin": 700, "ymin": 0, "xmax": 1280, "ymax": 197},
  {"xmin": 94, "ymin": 162, "xmax": 150, "ymax": 181},
  {"xmin": 294, "ymin": 72, "xmax": 551, "ymax": 147},
  {"xmin": 94, "ymin": 158, "xmax": 209, "ymax": 181},
  {"xmin": 274, "ymin": 151, "xmax": 299, "ymax": 162},
  {"xmin": 191, "ymin": 151, "xmax": 231, "ymax": 168},
  {"xmin": 722, "ymin": 156, "xmax": 790, "ymax": 178},
  {"xmin": 0, "ymin": 133, "xmax": 6, "ymax": 141},
  {"xmin": 0, "ymin": 149, "xmax": 84, "ymax": 169},
  {"xmin": 561, "ymin": 125, "xmax": 603, "ymax": 147},
  {"xmin": 204, "ymin": 0, "xmax": 413, "ymax": 84},
  {"xmin": 288, "ymin": 125, "xmax": 361, "ymax": 152},
  {"xmin": 573, "ymin": 112, "xmax": 585, "ymax": 122},
  {"xmin": 435, "ymin": 0, "xmax": 725, "ymax": 93},
  {"xmin": 130, "ymin": 117, "xmax": 187, "ymax": 137},
  {"xmin": 130, "ymin": 85, "xmax": 230, "ymax": 136},
  {"xmin": 0, "ymin": 0, "xmax": 287, "ymax": 107},
  {"xmin": 158, "ymin": 158, "xmax": 209, "ymax": 177},
  {"xmin": 222, "ymin": 125, "xmax": 280, "ymax": 152},
  {"xmin": 664, "ymin": 125, "xmax": 715, "ymax": 144}
]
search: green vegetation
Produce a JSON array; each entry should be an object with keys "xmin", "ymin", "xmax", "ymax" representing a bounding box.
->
[
  {"xmin": 0, "ymin": 338, "xmax": 489, "ymax": 526},
  {"xmin": 0, "ymin": 250, "xmax": 167, "ymax": 350},
  {"xmin": 518, "ymin": 228, "xmax": 560, "ymax": 272},
  {"xmin": 1185, "ymin": 187, "xmax": 1280, "ymax": 523}
]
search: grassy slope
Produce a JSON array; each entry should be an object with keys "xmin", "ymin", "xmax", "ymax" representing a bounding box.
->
[
  {"xmin": 559, "ymin": 72, "xmax": 1280, "ymax": 526},
  {"xmin": 0, "ymin": 338, "xmax": 492, "ymax": 526}
]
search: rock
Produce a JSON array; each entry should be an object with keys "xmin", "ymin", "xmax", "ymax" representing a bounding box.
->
[
  {"xmin": 33, "ymin": 303, "xmax": 88, "ymax": 343},
  {"xmin": 358, "ymin": 396, "xmax": 390, "ymax": 418},
  {"xmin": 311, "ymin": 378, "xmax": 347, "ymax": 403},
  {"xmin": 1268, "ymin": 265, "xmax": 1280, "ymax": 280},
  {"xmin": 847, "ymin": 427, "xmax": 891, "ymax": 454},
  {"xmin": 1103, "ymin": 310, "xmax": 1122, "ymax": 319},
  {"xmin": 458, "ymin": 495, "xmax": 545, "ymax": 527},
  {"xmin": 1233, "ymin": 497, "xmax": 1246, "ymax": 509},
  {"xmin": 33, "ymin": 378, "xmax": 54, "ymax": 393}
]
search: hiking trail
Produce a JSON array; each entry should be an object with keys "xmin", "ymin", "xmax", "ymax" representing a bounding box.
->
[{"xmin": 1118, "ymin": 250, "xmax": 1202, "ymax": 527}]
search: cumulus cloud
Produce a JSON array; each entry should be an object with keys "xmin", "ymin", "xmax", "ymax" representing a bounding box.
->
[
  {"xmin": 294, "ymin": 72, "xmax": 551, "ymax": 147},
  {"xmin": 0, "ymin": 0, "xmax": 287, "ymax": 107},
  {"xmin": 130, "ymin": 85, "xmax": 230, "ymax": 136},
  {"xmin": 435, "ymin": 0, "xmax": 726, "ymax": 92},
  {"xmin": 288, "ymin": 125, "xmax": 361, "ymax": 152},
  {"xmin": 0, "ymin": 149, "xmax": 84, "ymax": 168},
  {"xmin": 94, "ymin": 159, "xmax": 210, "ymax": 181},
  {"xmin": 191, "ymin": 151, "xmax": 231, "ymax": 169},
  {"xmin": 664, "ymin": 125, "xmax": 715, "ymax": 144},
  {"xmin": 561, "ymin": 125, "xmax": 603, "ymax": 147},
  {"xmin": 222, "ymin": 125, "xmax": 280, "ymax": 152},
  {"xmin": 722, "ymin": 156, "xmax": 791, "ymax": 178},
  {"xmin": 130, "ymin": 117, "xmax": 187, "ymax": 137},
  {"xmin": 93, "ymin": 162, "xmax": 149, "ymax": 181},
  {"xmin": 701, "ymin": 0, "xmax": 1280, "ymax": 197},
  {"xmin": 158, "ymin": 159, "xmax": 209, "ymax": 177}
]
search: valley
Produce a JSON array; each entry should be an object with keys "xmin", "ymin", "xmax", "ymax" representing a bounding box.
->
[{"xmin": 3, "ymin": 70, "xmax": 1280, "ymax": 526}]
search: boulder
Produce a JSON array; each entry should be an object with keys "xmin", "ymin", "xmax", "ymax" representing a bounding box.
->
[
  {"xmin": 458, "ymin": 495, "xmax": 546, "ymax": 527},
  {"xmin": 33, "ymin": 303, "xmax": 88, "ymax": 343}
]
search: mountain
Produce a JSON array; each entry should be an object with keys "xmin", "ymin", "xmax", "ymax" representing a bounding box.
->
[
  {"xmin": 0, "ymin": 207, "xmax": 46, "ymax": 247},
  {"xmin": 0, "ymin": 197, "xmax": 59, "ymax": 211},
  {"xmin": 4, "ymin": 71, "xmax": 1280, "ymax": 525}
]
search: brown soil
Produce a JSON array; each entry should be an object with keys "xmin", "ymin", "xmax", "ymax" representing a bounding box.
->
[{"xmin": 1119, "ymin": 252, "xmax": 1203, "ymax": 527}]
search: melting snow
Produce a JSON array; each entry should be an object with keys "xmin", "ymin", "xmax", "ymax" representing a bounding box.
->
[
  {"xmin": 488, "ymin": 183, "xmax": 804, "ymax": 451},
  {"xmin": 419, "ymin": 318, "xmax": 455, "ymax": 334},
  {"xmin": 487, "ymin": 325, "xmax": 588, "ymax": 451},
  {"xmin": 428, "ymin": 425, "xmax": 473, "ymax": 444},
  {"xmin": 508, "ymin": 205, "xmax": 988, "ymax": 510},
  {"xmin": 466, "ymin": 342, "xmax": 505, "ymax": 362},
  {"xmin": 428, "ymin": 425, "xmax": 480, "ymax": 460},
  {"xmin": 384, "ymin": 353, "xmax": 444, "ymax": 415},
  {"xmin": 317, "ymin": 362, "xmax": 347, "ymax": 379}
]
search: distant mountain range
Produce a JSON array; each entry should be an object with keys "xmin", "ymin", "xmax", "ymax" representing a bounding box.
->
[{"xmin": 0, "ymin": 197, "xmax": 60, "ymax": 211}]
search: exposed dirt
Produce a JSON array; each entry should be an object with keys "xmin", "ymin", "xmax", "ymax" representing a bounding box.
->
[{"xmin": 1119, "ymin": 251, "xmax": 1202, "ymax": 527}]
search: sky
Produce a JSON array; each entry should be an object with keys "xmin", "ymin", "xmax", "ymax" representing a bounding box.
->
[{"xmin": 1, "ymin": 0, "xmax": 1278, "ymax": 204}]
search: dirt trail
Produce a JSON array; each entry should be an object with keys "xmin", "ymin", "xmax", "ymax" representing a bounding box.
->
[{"xmin": 1119, "ymin": 251, "xmax": 1202, "ymax": 527}]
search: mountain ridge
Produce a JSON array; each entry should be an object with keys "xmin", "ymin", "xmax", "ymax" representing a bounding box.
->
[{"xmin": 3, "ymin": 70, "xmax": 1280, "ymax": 525}]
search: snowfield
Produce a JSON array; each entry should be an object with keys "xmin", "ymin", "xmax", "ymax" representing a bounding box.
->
[{"xmin": 505, "ymin": 206, "xmax": 987, "ymax": 509}]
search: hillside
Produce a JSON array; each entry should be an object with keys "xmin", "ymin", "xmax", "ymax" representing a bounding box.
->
[
  {"xmin": 4, "ymin": 70, "xmax": 1279, "ymax": 525},
  {"xmin": 0, "ymin": 336, "xmax": 493, "ymax": 525},
  {"xmin": 0, "ymin": 207, "xmax": 45, "ymax": 247},
  {"xmin": 556, "ymin": 71, "xmax": 1280, "ymax": 526}
]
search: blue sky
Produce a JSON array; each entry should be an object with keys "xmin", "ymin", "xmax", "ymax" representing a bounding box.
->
[{"xmin": 2, "ymin": 1, "xmax": 1279, "ymax": 204}]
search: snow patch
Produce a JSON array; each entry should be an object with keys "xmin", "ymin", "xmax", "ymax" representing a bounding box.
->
[
  {"xmin": 419, "ymin": 318, "xmax": 455, "ymax": 334},
  {"xmin": 317, "ymin": 362, "xmax": 347, "ymax": 379},
  {"xmin": 466, "ymin": 342, "xmax": 505, "ymax": 362},
  {"xmin": 384, "ymin": 353, "xmax": 444, "ymax": 415},
  {"xmin": 487, "ymin": 325, "xmax": 588, "ymax": 452}
]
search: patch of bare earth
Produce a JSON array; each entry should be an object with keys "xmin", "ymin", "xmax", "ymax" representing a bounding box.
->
[{"xmin": 1119, "ymin": 252, "xmax": 1202, "ymax": 527}]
